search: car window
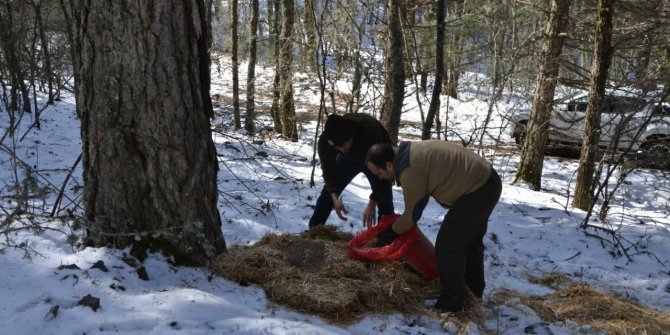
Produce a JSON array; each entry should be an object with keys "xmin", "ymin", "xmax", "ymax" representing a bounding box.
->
[
  {"xmin": 615, "ymin": 97, "xmax": 645, "ymax": 114},
  {"xmin": 566, "ymin": 96, "xmax": 588, "ymax": 112},
  {"xmin": 564, "ymin": 95, "xmax": 645, "ymax": 114}
]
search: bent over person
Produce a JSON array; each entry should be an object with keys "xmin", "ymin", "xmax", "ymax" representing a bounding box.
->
[
  {"xmin": 309, "ymin": 113, "xmax": 395, "ymax": 229},
  {"xmin": 365, "ymin": 140, "xmax": 502, "ymax": 313}
]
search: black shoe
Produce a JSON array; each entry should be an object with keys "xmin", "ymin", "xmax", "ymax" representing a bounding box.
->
[
  {"xmin": 433, "ymin": 302, "xmax": 447, "ymax": 314},
  {"xmin": 432, "ymin": 302, "xmax": 463, "ymax": 314}
]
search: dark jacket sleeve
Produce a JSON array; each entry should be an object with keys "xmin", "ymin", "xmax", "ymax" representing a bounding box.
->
[
  {"xmin": 368, "ymin": 174, "xmax": 392, "ymax": 204},
  {"xmin": 318, "ymin": 133, "xmax": 340, "ymax": 195}
]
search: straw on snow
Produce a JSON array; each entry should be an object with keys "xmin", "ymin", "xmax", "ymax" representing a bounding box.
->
[{"xmin": 210, "ymin": 225, "xmax": 439, "ymax": 323}]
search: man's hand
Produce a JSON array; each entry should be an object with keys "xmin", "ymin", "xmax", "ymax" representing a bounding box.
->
[
  {"xmin": 375, "ymin": 227, "xmax": 398, "ymax": 247},
  {"xmin": 363, "ymin": 201, "xmax": 377, "ymax": 228},
  {"xmin": 331, "ymin": 193, "xmax": 348, "ymax": 220}
]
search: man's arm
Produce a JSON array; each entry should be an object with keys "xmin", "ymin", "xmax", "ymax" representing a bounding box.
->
[
  {"xmin": 317, "ymin": 135, "xmax": 339, "ymax": 194},
  {"xmin": 392, "ymin": 169, "xmax": 429, "ymax": 234}
]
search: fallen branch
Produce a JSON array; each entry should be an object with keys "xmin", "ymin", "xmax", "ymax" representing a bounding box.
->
[{"xmin": 51, "ymin": 154, "xmax": 82, "ymax": 217}]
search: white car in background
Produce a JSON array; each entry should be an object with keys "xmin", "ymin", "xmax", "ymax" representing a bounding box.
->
[{"xmin": 508, "ymin": 94, "xmax": 670, "ymax": 168}]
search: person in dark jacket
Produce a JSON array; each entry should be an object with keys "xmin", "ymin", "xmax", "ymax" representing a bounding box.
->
[
  {"xmin": 309, "ymin": 113, "xmax": 395, "ymax": 228},
  {"xmin": 365, "ymin": 140, "xmax": 502, "ymax": 313}
]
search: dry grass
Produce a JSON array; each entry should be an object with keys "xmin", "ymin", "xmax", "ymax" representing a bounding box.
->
[
  {"xmin": 490, "ymin": 282, "xmax": 670, "ymax": 335},
  {"xmin": 210, "ymin": 225, "xmax": 439, "ymax": 323},
  {"xmin": 212, "ymin": 230, "xmax": 669, "ymax": 333},
  {"xmin": 524, "ymin": 285, "xmax": 670, "ymax": 335},
  {"xmin": 527, "ymin": 272, "xmax": 573, "ymax": 290}
]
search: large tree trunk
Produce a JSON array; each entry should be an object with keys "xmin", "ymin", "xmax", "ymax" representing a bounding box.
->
[
  {"xmin": 279, "ymin": 0, "xmax": 297, "ymax": 141},
  {"xmin": 573, "ymin": 0, "xmax": 615, "ymax": 211},
  {"xmin": 422, "ymin": 0, "xmax": 446, "ymax": 140},
  {"xmin": 380, "ymin": 0, "xmax": 405, "ymax": 146},
  {"xmin": 515, "ymin": 0, "xmax": 571, "ymax": 190},
  {"xmin": 245, "ymin": 0, "xmax": 259, "ymax": 135},
  {"xmin": 75, "ymin": 0, "xmax": 226, "ymax": 266}
]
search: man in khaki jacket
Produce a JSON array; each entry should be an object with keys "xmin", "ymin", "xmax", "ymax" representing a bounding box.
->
[{"xmin": 365, "ymin": 140, "xmax": 502, "ymax": 313}]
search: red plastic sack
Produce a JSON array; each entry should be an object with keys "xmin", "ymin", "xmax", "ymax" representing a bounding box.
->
[{"xmin": 347, "ymin": 214, "xmax": 439, "ymax": 279}]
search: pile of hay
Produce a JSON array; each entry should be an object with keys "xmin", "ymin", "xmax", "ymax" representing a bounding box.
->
[
  {"xmin": 492, "ymin": 285, "xmax": 670, "ymax": 335},
  {"xmin": 210, "ymin": 225, "xmax": 439, "ymax": 322}
]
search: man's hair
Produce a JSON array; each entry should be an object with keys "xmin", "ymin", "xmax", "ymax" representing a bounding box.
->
[
  {"xmin": 323, "ymin": 114, "xmax": 354, "ymax": 146},
  {"xmin": 365, "ymin": 143, "xmax": 395, "ymax": 170}
]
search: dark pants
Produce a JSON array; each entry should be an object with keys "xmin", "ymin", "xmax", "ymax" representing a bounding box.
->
[
  {"xmin": 309, "ymin": 155, "xmax": 394, "ymax": 227},
  {"xmin": 435, "ymin": 168, "xmax": 502, "ymax": 312}
]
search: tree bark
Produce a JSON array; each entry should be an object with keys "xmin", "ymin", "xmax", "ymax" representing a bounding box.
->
[
  {"xmin": 28, "ymin": 12, "xmax": 41, "ymax": 129},
  {"xmin": 36, "ymin": 0, "xmax": 54, "ymax": 104},
  {"xmin": 402, "ymin": 2, "xmax": 417, "ymax": 80},
  {"xmin": 573, "ymin": 0, "xmax": 615, "ymax": 211},
  {"xmin": 245, "ymin": 0, "xmax": 259, "ymax": 135},
  {"xmin": 267, "ymin": 0, "xmax": 277, "ymax": 65},
  {"xmin": 231, "ymin": 0, "xmax": 241, "ymax": 129},
  {"xmin": 515, "ymin": 0, "xmax": 572, "ymax": 190},
  {"xmin": 443, "ymin": 0, "xmax": 464, "ymax": 99},
  {"xmin": 59, "ymin": 0, "xmax": 80, "ymax": 106},
  {"xmin": 380, "ymin": 0, "xmax": 405, "ymax": 146},
  {"xmin": 269, "ymin": 0, "xmax": 283, "ymax": 130},
  {"xmin": 422, "ymin": 0, "xmax": 446, "ymax": 140},
  {"xmin": 75, "ymin": 0, "xmax": 226, "ymax": 266},
  {"xmin": 279, "ymin": 0, "xmax": 297, "ymax": 141},
  {"xmin": 0, "ymin": 2, "xmax": 31, "ymax": 115},
  {"xmin": 303, "ymin": 0, "xmax": 317, "ymax": 73},
  {"xmin": 347, "ymin": 1, "xmax": 365, "ymax": 114}
]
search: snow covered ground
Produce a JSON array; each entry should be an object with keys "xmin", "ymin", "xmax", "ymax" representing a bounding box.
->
[{"xmin": 0, "ymin": 59, "xmax": 668, "ymax": 334}]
